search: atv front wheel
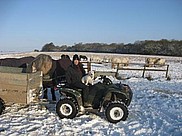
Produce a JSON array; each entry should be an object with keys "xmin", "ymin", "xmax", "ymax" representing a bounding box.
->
[
  {"xmin": 105, "ymin": 102, "xmax": 128, "ymax": 123},
  {"xmin": 56, "ymin": 98, "xmax": 78, "ymax": 119},
  {"xmin": 0, "ymin": 98, "xmax": 5, "ymax": 115}
]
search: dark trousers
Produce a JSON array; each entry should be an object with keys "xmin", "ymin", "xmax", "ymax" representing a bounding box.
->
[
  {"xmin": 42, "ymin": 80, "xmax": 56, "ymax": 101},
  {"xmin": 71, "ymin": 82, "xmax": 89, "ymax": 102},
  {"xmin": 43, "ymin": 85, "xmax": 56, "ymax": 101}
]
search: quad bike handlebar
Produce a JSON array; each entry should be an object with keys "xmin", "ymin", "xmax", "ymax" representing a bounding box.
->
[{"xmin": 99, "ymin": 75, "xmax": 113, "ymax": 85}]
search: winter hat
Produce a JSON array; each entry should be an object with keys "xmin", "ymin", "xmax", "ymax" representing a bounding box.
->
[{"xmin": 73, "ymin": 54, "xmax": 80, "ymax": 61}]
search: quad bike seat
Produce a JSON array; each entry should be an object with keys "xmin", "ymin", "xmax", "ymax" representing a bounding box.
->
[{"xmin": 65, "ymin": 85, "xmax": 83, "ymax": 92}]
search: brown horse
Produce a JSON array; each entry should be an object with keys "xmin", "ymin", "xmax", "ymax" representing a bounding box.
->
[{"xmin": 27, "ymin": 54, "xmax": 72, "ymax": 101}]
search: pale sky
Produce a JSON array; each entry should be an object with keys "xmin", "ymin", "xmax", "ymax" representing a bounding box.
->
[{"xmin": 0, "ymin": 0, "xmax": 182, "ymax": 52}]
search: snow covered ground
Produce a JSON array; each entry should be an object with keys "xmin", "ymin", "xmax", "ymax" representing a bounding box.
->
[{"xmin": 0, "ymin": 52, "xmax": 182, "ymax": 136}]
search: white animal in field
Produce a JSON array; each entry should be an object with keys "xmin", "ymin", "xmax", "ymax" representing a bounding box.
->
[
  {"xmin": 145, "ymin": 58, "xmax": 166, "ymax": 67},
  {"xmin": 111, "ymin": 57, "xmax": 129, "ymax": 68},
  {"xmin": 102, "ymin": 57, "xmax": 111, "ymax": 63},
  {"xmin": 90, "ymin": 56, "xmax": 102, "ymax": 63},
  {"xmin": 82, "ymin": 71, "xmax": 95, "ymax": 85}
]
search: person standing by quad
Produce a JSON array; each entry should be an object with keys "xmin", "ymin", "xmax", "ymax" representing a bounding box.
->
[{"xmin": 65, "ymin": 54, "xmax": 90, "ymax": 106}]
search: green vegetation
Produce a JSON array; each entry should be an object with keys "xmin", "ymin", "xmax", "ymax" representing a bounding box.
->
[{"xmin": 41, "ymin": 39, "xmax": 182, "ymax": 57}]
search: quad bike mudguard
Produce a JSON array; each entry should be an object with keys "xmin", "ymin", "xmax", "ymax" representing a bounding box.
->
[
  {"xmin": 113, "ymin": 83, "xmax": 133, "ymax": 106},
  {"xmin": 59, "ymin": 88, "xmax": 83, "ymax": 109}
]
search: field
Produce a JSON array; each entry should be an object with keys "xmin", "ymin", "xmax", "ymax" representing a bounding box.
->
[{"xmin": 0, "ymin": 52, "xmax": 182, "ymax": 136}]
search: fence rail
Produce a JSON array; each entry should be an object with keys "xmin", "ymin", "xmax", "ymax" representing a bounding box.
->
[
  {"xmin": 116, "ymin": 63, "xmax": 169, "ymax": 78},
  {"xmin": 81, "ymin": 61, "xmax": 169, "ymax": 78}
]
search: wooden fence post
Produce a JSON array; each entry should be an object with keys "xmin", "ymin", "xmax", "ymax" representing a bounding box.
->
[
  {"xmin": 165, "ymin": 65, "xmax": 169, "ymax": 78},
  {"xmin": 87, "ymin": 62, "xmax": 91, "ymax": 72},
  {"xmin": 142, "ymin": 65, "xmax": 146, "ymax": 78},
  {"xmin": 111, "ymin": 62, "xmax": 114, "ymax": 69}
]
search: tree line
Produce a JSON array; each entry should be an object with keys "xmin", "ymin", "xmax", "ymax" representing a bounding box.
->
[{"xmin": 40, "ymin": 39, "xmax": 182, "ymax": 57}]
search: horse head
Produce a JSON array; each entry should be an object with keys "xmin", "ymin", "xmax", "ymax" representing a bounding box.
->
[{"xmin": 27, "ymin": 54, "xmax": 53, "ymax": 75}]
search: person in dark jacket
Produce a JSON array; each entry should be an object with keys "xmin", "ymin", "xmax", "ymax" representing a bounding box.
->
[{"xmin": 66, "ymin": 54, "xmax": 90, "ymax": 106}]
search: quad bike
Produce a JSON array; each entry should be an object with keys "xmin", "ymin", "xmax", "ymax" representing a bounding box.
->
[{"xmin": 56, "ymin": 76, "xmax": 133, "ymax": 123}]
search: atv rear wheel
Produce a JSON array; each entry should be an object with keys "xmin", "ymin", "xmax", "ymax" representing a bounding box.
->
[
  {"xmin": 0, "ymin": 98, "xmax": 5, "ymax": 115},
  {"xmin": 105, "ymin": 102, "xmax": 128, "ymax": 123},
  {"xmin": 56, "ymin": 98, "xmax": 78, "ymax": 119}
]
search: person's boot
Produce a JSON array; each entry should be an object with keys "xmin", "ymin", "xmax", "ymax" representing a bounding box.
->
[
  {"xmin": 80, "ymin": 105, "xmax": 85, "ymax": 113},
  {"xmin": 84, "ymin": 98, "xmax": 92, "ymax": 107}
]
